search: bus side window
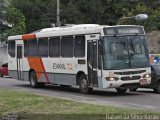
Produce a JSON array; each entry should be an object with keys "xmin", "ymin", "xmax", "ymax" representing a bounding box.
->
[
  {"xmin": 28, "ymin": 39, "xmax": 38, "ymax": 57},
  {"xmin": 49, "ymin": 37, "xmax": 60, "ymax": 57},
  {"xmin": 24, "ymin": 40, "xmax": 28, "ymax": 57},
  {"xmin": 74, "ymin": 36, "xmax": 85, "ymax": 58},
  {"xmin": 38, "ymin": 38, "xmax": 48, "ymax": 57},
  {"xmin": 61, "ymin": 36, "xmax": 74, "ymax": 58},
  {"xmin": 8, "ymin": 41, "xmax": 15, "ymax": 58}
]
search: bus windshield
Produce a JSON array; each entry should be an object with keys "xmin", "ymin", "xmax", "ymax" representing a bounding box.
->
[{"xmin": 103, "ymin": 35, "xmax": 150, "ymax": 70}]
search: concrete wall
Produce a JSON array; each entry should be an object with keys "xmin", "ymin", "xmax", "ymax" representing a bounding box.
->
[{"xmin": 147, "ymin": 31, "xmax": 160, "ymax": 54}]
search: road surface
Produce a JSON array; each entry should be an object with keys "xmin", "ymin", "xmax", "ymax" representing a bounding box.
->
[{"xmin": 0, "ymin": 77, "xmax": 160, "ymax": 111}]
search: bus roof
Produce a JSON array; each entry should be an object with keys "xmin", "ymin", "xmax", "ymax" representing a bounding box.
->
[{"xmin": 8, "ymin": 24, "xmax": 144, "ymax": 41}]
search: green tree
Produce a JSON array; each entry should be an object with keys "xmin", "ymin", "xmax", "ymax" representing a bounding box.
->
[
  {"xmin": 61, "ymin": 1, "xmax": 81, "ymax": 24},
  {"xmin": 101, "ymin": 0, "xmax": 138, "ymax": 25},
  {"xmin": 0, "ymin": 0, "xmax": 7, "ymax": 42},
  {"xmin": 11, "ymin": 0, "xmax": 56, "ymax": 33},
  {"xmin": 0, "ymin": 0, "xmax": 5, "ymax": 22},
  {"xmin": 4, "ymin": 7, "xmax": 25, "ymax": 36},
  {"xmin": 149, "ymin": 7, "xmax": 160, "ymax": 30},
  {"xmin": 140, "ymin": 0, "xmax": 160, "ymax": 9},
  {"xmin": 117, "ymin": 2, "xmax": 154, "ymax": 31},
  {"xmin": 7, "ymin": 0, "xmax": 160, "ymax": 33}
]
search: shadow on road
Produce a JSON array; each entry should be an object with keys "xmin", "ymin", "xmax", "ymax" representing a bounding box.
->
[
  {"xmin": 136, "ymin": 90, "xmax": 156, "ymax": 94},
  {"xmin": 13, "ymin": 83, "xmax": 143, "ymax": 97}
]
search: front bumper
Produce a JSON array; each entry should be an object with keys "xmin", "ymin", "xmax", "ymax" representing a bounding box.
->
[{"xmin": 102, "ymin": 78, "xmax": 151, "ymax": 89}]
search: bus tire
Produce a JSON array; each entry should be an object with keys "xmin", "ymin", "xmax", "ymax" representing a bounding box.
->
[
  {"xmin": 29, "ymin": 71, "xmax": 39, "ymax": 88},
  {"xmin": 79, "ymin": 74, "xmax": 92, "ymax": 94},
  {"xmin": 38, "ymin": 83, "xmax": 45, "ymax": 88},
  {"xmin": 116, "ymin": 88, "xmax": 127, "ymax": 94}
]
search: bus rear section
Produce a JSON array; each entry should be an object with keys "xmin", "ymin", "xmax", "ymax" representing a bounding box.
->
[{"xmin": 7, "ymin": 24, "xmax": 151, "ymax": 94}]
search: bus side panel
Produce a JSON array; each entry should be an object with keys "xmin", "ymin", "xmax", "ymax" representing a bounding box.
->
[
  {"xmin": 54, "ymin": 74, "xmax": 77, "ymax": 86},
  {"xmin": 97, "ymin": 70, "xmax": 103, "ymax": 89},
  {"xmin": 9, "ymin": 70, "xmax": 18, "ymax": 79},
  {"xmin": 55, "ymin": 58, "xmax": 87, "ymax": 86},
  {"xmin": 40, "ymin": 58, "xmax": 81, "ymax": 85},
  {"xmin": 22, "ymin": 58, "xmax": 30, "ymax": 81},
  {"xmin": 23, "ymin": 71, "xmax": 29, "ymax": 81},
  {"xmin": 8, "ymin": 40, "xmax": 19, "ymax": 80},
  {"xmin": 43, "ymin": 58, "xmax": 61, "ymax": 83},
  {"xmin": 8, "ymin": 56, "xmax": 19, "ymax": 79}
]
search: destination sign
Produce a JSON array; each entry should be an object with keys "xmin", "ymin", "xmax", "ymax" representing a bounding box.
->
[{"xmin": 104, "ymin": 26, "xmax": 145, "ymax": 35}]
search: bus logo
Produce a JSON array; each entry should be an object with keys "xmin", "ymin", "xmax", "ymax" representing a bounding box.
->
[
  {"xmin": 53, "ymin": 63, "xmax": 73, "ymax": 70},
  {"xmin": 67, "ymin": 64, "xmax": 72, "ymax": 70}
]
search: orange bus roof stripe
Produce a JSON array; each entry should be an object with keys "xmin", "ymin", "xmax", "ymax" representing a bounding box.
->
[{"xmin": 22, "ymin": 34, "xmax": 36, "ymax": 40}]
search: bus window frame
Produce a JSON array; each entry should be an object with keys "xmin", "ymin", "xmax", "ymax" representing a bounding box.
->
[
  {"xmin": 61, "ymin": 36, "xmax": 74, "ymax": 58},
  {"xmin": 38, "ymin": 37, "xmax": 49, "ymax": 58},
  {"xmin": 28, "ymin": 39, "xmax": 38, "ymax": 57},
  {"xmin": 8, "ymin": 40, "xmax": 16, "ymax": 58}
]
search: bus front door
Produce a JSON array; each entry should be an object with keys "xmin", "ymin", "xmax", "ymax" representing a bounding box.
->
[
  {"xmin": 17, "ymin": 44, "xmax": 23, "ymax": 80},
  {"xmin": 87, "ymin": 40, "xmax": 98, "ymax": 87}
]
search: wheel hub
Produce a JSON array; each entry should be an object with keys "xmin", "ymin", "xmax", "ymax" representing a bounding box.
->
[
  {"xmin": 30, "ymin": 77, "xmax": 34, "ymax": 86},
  {"xmin": 81, "ymin": 79, "xmax": 87, "ymax": 88}
]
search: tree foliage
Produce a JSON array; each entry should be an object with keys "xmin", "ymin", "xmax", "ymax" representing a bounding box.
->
[
  {"xmin": 117, "ymin": 2, "xmax": 160, "ymax": 31},
  {"xmin": 4, "ymin": 7, "xmax": 25, "ymax": 39},
  {"xmin": 0, "ymin": 0, "xmax": 5, "ymax": 22},
  {"xmin": 2, "ymin": 0, "xmax": 160, "ymax": 34},
  {"xmin": 11, "ymin": 0, "xmax": 56, "ymax": 33}
]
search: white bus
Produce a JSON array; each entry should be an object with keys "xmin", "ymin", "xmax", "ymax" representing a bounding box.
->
[{"xmin": 8, "ymin": 24, "xmax": 151, "ymax": 94}]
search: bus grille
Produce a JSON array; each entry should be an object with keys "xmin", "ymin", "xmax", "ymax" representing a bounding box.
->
[
  {"xmin": 114, "ymin": 70, "xmax": 146, "ymax": 75},
  {"xmin": 121, "ymin": 76, "xmax": 141, "ymax": 81}
]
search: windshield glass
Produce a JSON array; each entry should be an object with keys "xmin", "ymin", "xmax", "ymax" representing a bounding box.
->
[{"xmin": 103, "ymin": 36, "xmax": 150, "ymax": 70}]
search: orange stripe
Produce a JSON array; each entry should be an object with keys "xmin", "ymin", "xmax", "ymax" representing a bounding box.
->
[
  {"xmin": 27, "ymin": 57, "xmax": 48, "ymax": 82},
  {"xmin": 40, "ymin": 58, "xmax": 49, "ymax": 82},
  {"xmin": 23, "ymin": 34, "xmax": 49, "ymax": 82},
  {"xmin": 22, "ymin": 34, "xmax": 36, "ymax": 40}
]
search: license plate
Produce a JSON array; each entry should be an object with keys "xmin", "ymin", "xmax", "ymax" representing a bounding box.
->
[{"xmin": 139, "ymin": 79, "xmax": 147, "ymax": 85}]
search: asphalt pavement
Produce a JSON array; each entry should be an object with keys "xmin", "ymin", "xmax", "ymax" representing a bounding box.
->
[{"xmin": 0, "ymin": 77, "xmax": 160, "ymax": 111}]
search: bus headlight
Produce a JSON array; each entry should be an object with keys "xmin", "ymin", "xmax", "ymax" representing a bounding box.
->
[
  {"xmin": 142, "ymin": 74, "xmax": 151, "ymax": 78},
  {"xmin": 106, "ymin": 77, "xmax": 118, "ymax": 81}
]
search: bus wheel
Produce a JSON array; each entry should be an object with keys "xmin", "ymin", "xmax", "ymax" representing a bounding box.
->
[
  {"xmin": 29, "ymin": 71, "xmax": 39, "ymax": 88},
  {"xmin": 79, "ymin": 74, "xmax": 92, "ymax": 94},
  {"xmin": 38, "ymin": 83, "xmax": 45, "ymax": 88},
  {"xmin": 116, "ymin": 88, "xmax": 127, "ymax": 94}
]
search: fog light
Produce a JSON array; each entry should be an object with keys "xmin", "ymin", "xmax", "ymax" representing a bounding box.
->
[
  {"xmin": 142, "ymin": 74, "xmax": 151, "ymax": 78},
  {"xmin": 106, "ymin": 77, "xmax": 118, "ymax": 81}
]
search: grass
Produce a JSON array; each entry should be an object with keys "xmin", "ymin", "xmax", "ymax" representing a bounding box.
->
[{"xmin": 0, "ymin": 88, "xmax": 159, "ymax": 120}]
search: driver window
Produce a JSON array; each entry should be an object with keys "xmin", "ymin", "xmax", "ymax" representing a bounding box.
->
[{"xmin": 110, "ymin": 42, "xmax": 126, "ymax": 55}]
